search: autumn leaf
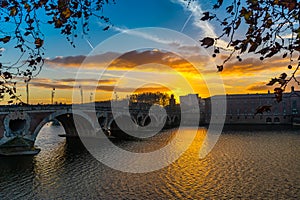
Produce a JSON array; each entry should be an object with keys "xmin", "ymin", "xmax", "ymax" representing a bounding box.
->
[
  {"xmin": 0, "ymin": 36, "xmax": 11, "ymax": 43},
  {"xmin": 240, "ymin": 42, "xmax": 248, "ymax": 53},
  {"xmin": 278, "ymin": 79, "xmax": 286, "ymax": 86},
  {"xmin": 235, "ymin": 18, "xmax": 241, "ymax": 30},
  {"xmin": 3, "ymin": 71, "xmax": 12, "ymax": 79},
  {"xmin": 248, "ymin": 43, "xmax": 258, "ymax": 53},
  {"xmin": 294, "ymin": 45, "xmax": 300, "ymax": 52},
  {"xmin": 282, "ymin": 52, "xmax": 288, "ymax": 58},
  {"xmin": 226, "ymin": 5, "xmax": 233, "ymax": 13},
  {"xmin": 255, "ymin": 105, "xmax": 272, "ymax": 115},
  {"xmin": 54, "ymin": 19, "xmax": 63, "ymax": 28},
  {"xmin": 265, "ymin": 19, "xmax": 273, "ymax": 28},
  {"xmin": 10, "ymin": 7, "xmax": 18, "ymax": 16},
  {"xmin": 35, "ymin": 38, "xmax": 44, "ymax": 48},
  {"xmin": 24, "ymin": 3, "xmax": 31, "ymax": 12},
  {"xmin": 200, "ymin": 37, "xmax": 215, "ymax": 48},
  {"xmin": 240, "ymin": 7, "xmax": 252, "ymax": 22},
  {"xmin": 103, "ymin": 26, "xmax": 110, "ymax": 31},
  {"xmin": 217, "ymin": 65, "xmax": 223, "ymax": 72},
  {"xmin": 279, "ymin": 73, "xmax": 287, "ymax": 80},
  {"xmin": 62, "ymin": 7, "xmax": 72, "ymax": 19},
  {"xmin": 213, "ymin": 0, "xmax": 223, "ymax": 9},
  {"xmin": 230, "ymin": 40, "xmax": 241, "ymax": 46},
  {"xmin": 223, "ymin": 26, "xmax": 231, "ymax": 36},
  {"xmin": 201, "ymin": 12, "xmax": 214, "ymax": 21},
  {"xmin": 266, "ymin": 78, "xmax": 279, "ymax": 86},
  {"xmin": 256, "ymin": 47, "xmax": 269, "ymax": 55},
  {"xmin": 36, "ymin": 56, "xmax": 42, "ymax": 63},
  {"xmin": 24, "ymin": 32, "xmax": 31, "ymax": 36},
  {"xmin": 1, "ymin": 0, "xmax": 8, "ymax": 8},
  {"xmin": 28, "ymin": 59, "xmax": 36, "ymax": 66},
  {"xmin": 265, "ymin": 51, "xmax": 276, "ymax": 58},
  {"xmin": 282, "ymin": 0, "xmax": 297, "ymax": 11},
  {"xmin": 274, "ymin": 88, "xmax": 283, "ymax": 102}
]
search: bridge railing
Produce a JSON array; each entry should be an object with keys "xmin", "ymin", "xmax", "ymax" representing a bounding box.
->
[{"xmin": 0, "ymin": 103, "xmax": 181, "ymax": 114}]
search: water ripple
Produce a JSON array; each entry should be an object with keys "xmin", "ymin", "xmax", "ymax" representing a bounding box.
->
[{"xmin": 0, "ymin": 126, "xmax": 299, "ymax": 199}]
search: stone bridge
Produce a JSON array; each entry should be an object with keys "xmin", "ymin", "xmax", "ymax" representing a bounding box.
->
[{"xmin": 0, "ymin": 103, "xmax": 181, "ymax": 155}]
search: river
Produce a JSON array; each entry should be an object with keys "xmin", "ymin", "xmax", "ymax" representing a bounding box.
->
[{"xmin": 0, "ymin": 124, "xmax": 299, "ymax": 199}]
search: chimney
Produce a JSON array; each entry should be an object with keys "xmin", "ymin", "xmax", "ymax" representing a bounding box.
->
[{"xmin": 169, "ymin": 94, "xmax": 176, "ymax": 107}]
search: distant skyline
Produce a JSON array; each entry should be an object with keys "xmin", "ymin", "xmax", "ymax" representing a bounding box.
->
[{"xmin": 0, "ymin": 0, "xmax": 299, "ymax": 104}]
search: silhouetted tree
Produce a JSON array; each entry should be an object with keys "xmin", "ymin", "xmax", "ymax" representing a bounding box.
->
[
  {"xmin": 197, "ymin": 0, "xmax": 300, "ymax": 102},
  {"xmin": 0, "ymin": 0, "xmax": 114, "ymax": 103},
  {"xmin": 129, "ymin": 92, "xmax": 170, "ymax": 106}
]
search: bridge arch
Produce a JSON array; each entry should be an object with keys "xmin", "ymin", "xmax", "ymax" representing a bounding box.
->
[
  {"xmin": 136, "ymin": 113, "xmax": 144, "ymax": 126},
  {"xmin": 108, "ymin": 114, "xmax": 138, "ymax": 130},
  {"xmin": 32, "ymin": 110, "xmax": 96, "ymax": 141},
  {"xmin": 274, "ymin": 117, "xmax": 280, "ymax": 123},
  {"xmin": 162, "ymin": 116, "xmax": 172, "ymax": 128},
  {"xmin": 141, "ymin": 115, "xmax": 159, "ymax": 127},
  {"xmin": 266, "ymin": 117, "xmax": 272, "ymax": 123},
  {"xmin": 172, "ymin": 116, "xmax": 180, "ymax": 126},
  {"xmin": 143, "ymin": 115, "xmax": 151, "ymax": 127},
  {"xmin": 96, "ymin": 112, "xmax": 108, "ymax": 129}
]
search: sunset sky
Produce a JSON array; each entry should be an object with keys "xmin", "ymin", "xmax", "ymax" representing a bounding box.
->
[{"xmin": 1, "ymin": 0, "xmax": 299, "ymax": 104}]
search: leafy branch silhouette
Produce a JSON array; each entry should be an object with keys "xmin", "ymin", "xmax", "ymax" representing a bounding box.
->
[
  {"xmin": 0, "ymin": 0, "xmax": 114, "ymax": 104},
  {"xmin": 196, "ymin": 0, "xmax": 300, "ymax": 102}
]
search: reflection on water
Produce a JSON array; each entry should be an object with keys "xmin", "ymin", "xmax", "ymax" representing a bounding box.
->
[{"xmin": 0, "ymin": 124, "xmax": 299, "ymax": 199}]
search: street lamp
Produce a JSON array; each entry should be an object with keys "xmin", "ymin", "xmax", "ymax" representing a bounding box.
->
[
  {"xmin": 90, "ymin": 92, "xmax": 93, "ymax": 102},
  {"xmin": 79, "ymin": 85, "xmax": 83, "ymax": 104},
  {"xmin": 114, "ymin": 91, "xmax": 118, "ymax": 101},
  {"xmin": 51, "ymin": 88, "xmax": 55, "ymax": 104},
  {"xmin": 26, "ymin": 81, "xmax": 29, "ymax": 105}
]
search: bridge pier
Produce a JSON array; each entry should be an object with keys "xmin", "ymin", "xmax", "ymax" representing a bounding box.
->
[
  {"xmin": 0, "ymin": 109, "xmax": 97, "ymax": 155},
  {"xmin": 0, "ymin": 111, "xmax": 38, "ymax": 155},
  {"xmin": 56, "ymin": 115, "xmax": 80, "ymax": 137}
]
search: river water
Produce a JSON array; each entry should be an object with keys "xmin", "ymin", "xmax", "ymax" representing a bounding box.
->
[{"xmin": 0, "ymin": 124, "xmax": 299, "ymax": 199}]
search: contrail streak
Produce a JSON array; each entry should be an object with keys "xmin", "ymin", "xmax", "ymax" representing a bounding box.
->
[
  {"xmin": 85, "ymin": 38, "xmax": 94, "ymax": 50},
  {"xmin": 181, "ymin": 13, "xmax": 193, "ymax": 33}
]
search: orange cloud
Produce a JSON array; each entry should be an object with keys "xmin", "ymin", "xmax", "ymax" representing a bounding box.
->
[
  {"xmin": 134, "ymin": 86, "xmax": 171, "ymax": 93},
  {"xmin": 45, "ymin": 52, "xmax": 121, "ymax": 68},
  {"xmin": 220, "ymin": 56, "xmax": 292, "ymax": 76},
  {"xmin": 39, "ymin": 50, "xmax": 300, "ymax": 101},
  {"xmin": 46, "ymin": 50, "xmax": 209, "ymax": 75},
  {"xmin": 246, "ymin": 82, "xmax": 272, "ymax": 92},
  {"xmin": 26, "ymin": 77, "xmax": 170, "ymax": 94},
  {"xmin": 25, "ymin": 77, "xmax": 116, "ymax": 90}
]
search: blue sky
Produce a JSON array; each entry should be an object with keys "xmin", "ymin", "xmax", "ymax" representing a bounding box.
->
[
  {"xmin": 41, "ymin": 0, "xmax": 212, "ymax": 57},
  {"xmin": 0, "ymin": 0, "xmax": 298, "ymax": 104}
]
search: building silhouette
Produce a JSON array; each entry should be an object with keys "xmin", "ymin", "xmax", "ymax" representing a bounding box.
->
[{"xmin": 180, "ymin": 87, "xmax": 300, "ymax": 125}]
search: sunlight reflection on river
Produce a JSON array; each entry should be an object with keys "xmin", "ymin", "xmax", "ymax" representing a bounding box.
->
[{"xmin": 0, "ymin": 124, "xmax": 299, "ymax": 199}]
